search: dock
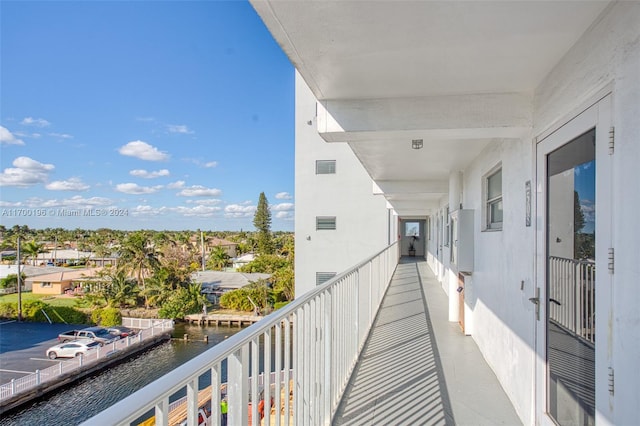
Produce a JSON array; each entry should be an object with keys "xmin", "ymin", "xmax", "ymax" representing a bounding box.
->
[{"xmin": 184, "ymin": 313, "xmax": 262, "ymax": 327}]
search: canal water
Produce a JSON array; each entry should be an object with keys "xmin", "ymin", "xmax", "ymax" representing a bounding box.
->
[{"xmin": 0, "ymin": 323, "xmax": 243, "ymax": 426}]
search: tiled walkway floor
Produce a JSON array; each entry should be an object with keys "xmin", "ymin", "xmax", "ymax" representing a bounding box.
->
[{"xmin": 333, "ymin": 258, "xmax": 522, "ymax": 426}]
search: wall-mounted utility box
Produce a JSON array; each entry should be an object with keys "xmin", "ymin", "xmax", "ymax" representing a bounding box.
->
[{"xmin": 450, "ymin": 209, "xmax": 474, "ymax": 273}]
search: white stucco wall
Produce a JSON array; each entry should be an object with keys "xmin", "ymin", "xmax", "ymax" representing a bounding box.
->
[
  {"xmin": 294, "ymin": 71, "xmax": 393, "ymax": 297},
  {"xmin": 532, "ymin": 3, "xmax": 640, "ymax": 424},
  {"xmin": 425, "ymin": 3, "xmax": 640, "ymax": 424}
]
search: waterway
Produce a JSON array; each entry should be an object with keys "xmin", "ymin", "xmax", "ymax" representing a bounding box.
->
[{"xmin": 0, "ymin": 323, "xmax": 243, "ymax": 426}]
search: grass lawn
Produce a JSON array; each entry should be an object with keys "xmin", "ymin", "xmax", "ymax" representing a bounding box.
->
[{"xmin": 0, "ymin": 293, "xmax": 80, "ymax": 308}]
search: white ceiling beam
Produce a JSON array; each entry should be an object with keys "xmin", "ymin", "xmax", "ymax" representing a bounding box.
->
[
  {"xmin": 317, "ymin": 92, "xmax": 532, "ymax": 142},
  {"xmin": 374, "ymin": 180, "xmax": 448, "ymax": 195}
]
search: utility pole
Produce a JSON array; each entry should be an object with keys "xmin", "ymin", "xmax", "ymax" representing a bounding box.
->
[
  {"xmin": 17, "ymin": 236, "xmax": 23, "ymax": 322},
  {"xmin": 201, "ymin": 231, "xmax": 205, "ymax": 271}
]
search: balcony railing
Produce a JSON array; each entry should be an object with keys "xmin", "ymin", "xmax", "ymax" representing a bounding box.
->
[
  {"xmin": 548, "ymin": 256, "xmax": 595, "ymax": 344},
  {"xmin": 82, "ymin": 242, "xmax": 398, "ymax": 426}
]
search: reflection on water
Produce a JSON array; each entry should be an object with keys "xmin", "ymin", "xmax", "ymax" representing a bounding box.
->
[{"xmin": 0, "ymin": 323, "xmax": 242, "ymax": 426}]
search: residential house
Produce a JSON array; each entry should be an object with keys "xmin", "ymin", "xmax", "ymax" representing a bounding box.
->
[
  {"xmin": 191, "ymin": 270, "xmax": 271, "ymax": 306},
  {"xmin": 26, "ymin": 268, "xmax": 103, "ymax": 295}
]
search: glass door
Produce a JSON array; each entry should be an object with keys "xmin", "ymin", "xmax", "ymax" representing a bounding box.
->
[
  {"xmin": 535, "ymin": 95, "xmax": 612, "ymax": 426},
  {"xmin": 546, "ymin": 128, "xmax": 596, "ymax": 425}
]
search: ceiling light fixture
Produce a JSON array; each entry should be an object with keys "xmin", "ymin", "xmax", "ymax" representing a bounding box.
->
[{"xmin": 412, "ymin": 139, "xmax": 423, "ymax": 149}]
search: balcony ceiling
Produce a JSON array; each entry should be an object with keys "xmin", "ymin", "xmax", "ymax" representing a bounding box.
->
[{"xmin": 251, "ymin": 0, "xmax": 611, "ymax": 216}]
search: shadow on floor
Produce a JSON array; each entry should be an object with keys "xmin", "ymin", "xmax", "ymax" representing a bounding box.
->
[{"xmin": 332, "ymin": 259, "xmax": 454, "ymax": 426}]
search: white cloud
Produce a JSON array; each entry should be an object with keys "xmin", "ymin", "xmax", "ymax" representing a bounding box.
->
[
  {"xmin": 167, "ymin": 180, "xmax": 186, "ymax": 189},
  {"xmin": 167, "ymin": 124, "xmax": 194, "ymax": 134},
  {"xmin": 272, "ymin": 202, "xmax": 294, "ymax": 211},
  {"xmin": 275, "ymin": 192, "xmax": 292, "ymax": 200},
  {"xmin": 13, "ymin": 157, "xmax": 55, "ymax": 171},
  {"xmin": 188, "ymin": 199, "xmax": 222, "ymax": 206},
  {"xmin": 21, "ymin": 117, "xmax": 50, "ymax": 127},
  {"xmin": 116, "ymin": 183, "xmax": 163, "ymax": 194},
  {"xmin": 0, "ymin": 126, "xmax": 25, "ymax": 146},
  {"xmin": 131, "ymin": 205, "xmax": 164, "ymax": 216},
  {"xmin": 275, "ymin": 211, "xmax": 294, "ymax": 220},
  {"xmin": 46, "ymin": 177, "xmax": 90, "ymax": 191},
  {"xmin": 5, "ymin": 195, "xmax": 112, "ymax": 209},
  {"xmin": 170, "ymin": 205, "xmax": 221, "ymax": 217},
  {"xmin": 204, "ymin": 161, "xmax": 218, "ymax": 168},
  {"xmin": 0, "ymin": 156, "xmax": 55, "ymax": 187},
  {"xmin": 177, "ymin": 185, "xmax": 222, "ymax": 197},
  {"xmin": 49, "ymin": 132, "xmax": 73, "ymax": 139},
  {"xmin": 224, "ymin": 204, "xmax": 256, "ymax": 218},
  {"xmin": 118, "ymin": 140, "xmax": 169, "ymax": 161},
  {"xmin": 130, "ymin": 169, "xmax": 170, "ymax": 179}
]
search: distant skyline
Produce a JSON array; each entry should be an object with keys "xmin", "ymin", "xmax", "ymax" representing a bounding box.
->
[{"xmin": 0, "ymin": 1, "xmax": 295, "ymax": 231}]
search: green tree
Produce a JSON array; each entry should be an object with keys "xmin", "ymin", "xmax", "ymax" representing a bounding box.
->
[
  {"xmin": 158, "ymin": 283, "xmax": 207, "ymax": 319},
  {"xmin": 253, "ymin": 192, "xmax": 273, "ymax": 255},
  {"xmin": 0, "ymin": 273, "xmax": 25, "ymax": 289},
  {"xmin": 104, "ymin": 270, "xmax": 139, "ymax": 308},
  {"xmin": 206, "ymin": 246, "xmax": 230, "ymax": 270},
  {"xmin": 21, "ymin": 240, "xmax": 46, "ymax": 265},
  {"xmin": 118, "ymin": 231, "xmax": 160, "ymax": 308}
]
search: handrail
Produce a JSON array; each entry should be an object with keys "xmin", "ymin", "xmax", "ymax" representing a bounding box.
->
[{"xmin": 82, "ymin": 242, "xmax": 398, "ymax": 426}]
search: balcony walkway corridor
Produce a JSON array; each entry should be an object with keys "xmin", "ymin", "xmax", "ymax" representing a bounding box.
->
[{"xmin": 333, "ymin": 258, "xmax": 522, "ymax": 426}]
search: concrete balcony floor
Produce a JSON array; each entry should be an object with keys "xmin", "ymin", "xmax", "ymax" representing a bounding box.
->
[{"xmin": 333, "ymin": 258, "xmax": 522, "ymax": 426}]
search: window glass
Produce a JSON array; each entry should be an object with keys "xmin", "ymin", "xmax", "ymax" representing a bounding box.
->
[
  {"xmin": 485, "ymin": 167, "xmax": 503, "ymax": 230},
  {"xmin": 405, "ymin": 222, "xmax": 419, "ymax": 237},
  {"xmin": 487, "ymin": 169, "xmax": 502, "ymax": 199}
]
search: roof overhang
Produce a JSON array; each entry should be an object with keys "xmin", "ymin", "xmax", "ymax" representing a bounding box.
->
[{"xmin": 251, "ymin": 0, "xmax": 611, "ymax": 216}]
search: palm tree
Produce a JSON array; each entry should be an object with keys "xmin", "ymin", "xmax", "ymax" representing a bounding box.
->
[
  {"xmin": 206, "ymin": 246, "xmax": 230, "ymax": 271},
  {"xmin": 117, "ymin": 231, "xmax": 160, "ymax": 308},
  {"xmin": 106, "ymin": 270, "xmax": 139, "ymax": 308},
  {"xmin": 21, "ymin": 240, "xmax": 46, "ymax": 265}
]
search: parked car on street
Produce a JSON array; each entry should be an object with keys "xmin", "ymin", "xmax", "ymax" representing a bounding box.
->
[
  {"xmin": 107, "ymin": 326, "xmax": 137, "ymax": 338},
  {"xmin": 46, "ymin": 339, "xmax": 101, "ymax": 359},
  {"xmin": 58, "ymin": 327, "xmax": 120, "ymax": 345}
]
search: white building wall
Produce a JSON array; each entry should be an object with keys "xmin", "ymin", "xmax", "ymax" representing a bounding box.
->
[
  {"xmin": 294, "ymin": 71, "xmax": 393, "ymax": 297},
  {"xmin": 428, "ymin": 3, "xmax": 640, "ymax": 424},
  {"xmin": 531, "ymin": 3, "xmax": 640, "ymax": 424}
]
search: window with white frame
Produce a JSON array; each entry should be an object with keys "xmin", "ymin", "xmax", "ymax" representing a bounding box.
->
[
  {"xmin": 316, "ymin": 272, "xmax": 336, "ymax": 286},
  {"xmin": 316, "ymin": 160, "xmax": 336, "ymax": 174},
  {"xmin": 484, "ymin": 166, "xmax": 503, "ymax": 230},
  {"xmin": 316, "ymin": 216, "xmax": 336, "ymax": 230}
]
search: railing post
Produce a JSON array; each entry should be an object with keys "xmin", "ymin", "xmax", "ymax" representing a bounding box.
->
[
  {"xmin": 264, "ymin": 328, "xmax": 272, "ymax": 426},
  {"xmin": 186, "ymin": 378, "xmax": 198, "ymax": 426},
  {"xmin": 155, "ymin": 397, "xmax": 169, "ymax": 426},
  {"xmin": 35, "ymin": 370, "xmax": 40, "ymax": 386},
  {"xmin": 228, "ymin": 346, "xmax": 248, "ymax": 426},
  {"xmin": 11, "ymin": 379, "xmax": 15, "ymax": 395},
  {"xmin": 323, "ymin": 288, "xmax": 332, "ymax": 423}
]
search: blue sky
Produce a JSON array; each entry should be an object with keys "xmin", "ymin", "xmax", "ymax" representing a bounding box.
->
[{"xmin": 0, "ymin": 0, "xmax": 295, "ymax": 232}]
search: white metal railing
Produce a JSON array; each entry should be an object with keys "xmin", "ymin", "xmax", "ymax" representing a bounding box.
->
[
  {"xmin": 548, "ymin": 256, "xmax": 595, "ymax": 344},
  {"xmin": 82, "ymin": 242, "xmax": 398, "ymax": 426},
  {"xmin": 0, "ymin": 319, "xmax": 174, "ymax": 402}
]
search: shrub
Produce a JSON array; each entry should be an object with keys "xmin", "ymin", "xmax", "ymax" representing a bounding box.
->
[
  {"xmin": 98, "ymin": 307, "xmax": 122, "ymax": 326},
  {"xmin": 273, "ymin": 301, "xmax": 290, "ymax": 310},
  {"xmin": 0, "ymin": 302, "xmax": 17, "ymax": 319}
]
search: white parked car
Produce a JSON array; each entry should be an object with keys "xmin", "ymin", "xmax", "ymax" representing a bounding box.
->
[{"xmin": 46, "ymin": 339, "xmax": 101, "ymax": 359}]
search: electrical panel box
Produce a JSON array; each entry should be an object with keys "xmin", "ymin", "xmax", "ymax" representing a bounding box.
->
[{"xmin": 450, "ymin": 209, "xmax": 474, "ymax": 273}]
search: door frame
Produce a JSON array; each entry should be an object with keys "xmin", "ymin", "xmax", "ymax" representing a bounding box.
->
[{"xmin": 534, "ymin": 94, "xmax": 613, "ymax": 424}]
